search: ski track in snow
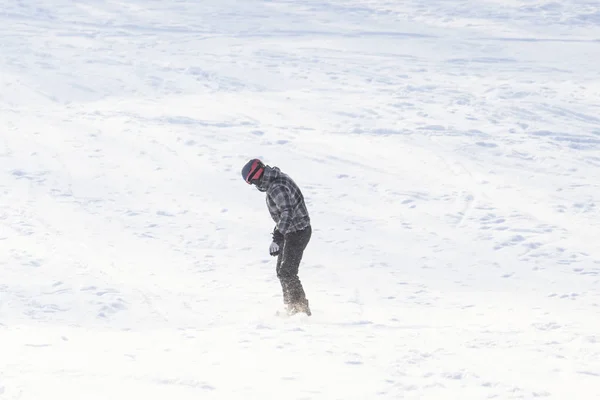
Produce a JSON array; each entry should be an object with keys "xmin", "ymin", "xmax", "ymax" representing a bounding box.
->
[{"xmin": 1, "ymin": 1, "xmax": 600, "ymax": 399}]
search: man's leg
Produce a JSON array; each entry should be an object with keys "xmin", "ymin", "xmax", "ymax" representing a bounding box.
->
[
  {"xmin": 275, "ymin": 252, "xmax": 290, "ymax": 305},
  {"xmin": 277, "ymin": 226, "xmax": 311, "ymax": 314}
]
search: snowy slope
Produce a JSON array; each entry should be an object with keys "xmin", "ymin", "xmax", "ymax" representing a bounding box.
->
[{"xmin": 1, "ymin": 1, "xmax": 600, "ymax": 399}]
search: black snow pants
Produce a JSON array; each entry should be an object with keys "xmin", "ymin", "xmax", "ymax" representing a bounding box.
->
[{"xmin": 276, "ymin": 225, "xmax": 311, "ymax": 305}]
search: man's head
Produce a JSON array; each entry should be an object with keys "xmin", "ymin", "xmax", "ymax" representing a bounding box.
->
[{"xmin": 241, "ymin": 158, "xmax": 267, "ymax": 191}]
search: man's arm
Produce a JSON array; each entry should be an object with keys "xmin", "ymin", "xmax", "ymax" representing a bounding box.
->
[{"xmin": 271, "ymin": 186, "xmax": 293, "ymax": 235}]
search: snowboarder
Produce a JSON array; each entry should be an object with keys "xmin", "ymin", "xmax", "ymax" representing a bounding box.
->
[{"xmin": 241, "ymin": 158, "xmax": 312, "ymax": 316}]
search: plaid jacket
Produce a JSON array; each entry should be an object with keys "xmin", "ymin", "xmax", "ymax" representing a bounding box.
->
[{"xmin": 260, "ymin": 166, "xmax": 310, "ymax": 236}]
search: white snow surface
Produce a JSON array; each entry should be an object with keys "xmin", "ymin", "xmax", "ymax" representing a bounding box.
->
[{"xmin": 1, "ymin": 1, "xmax": 600, "ymax": 399}]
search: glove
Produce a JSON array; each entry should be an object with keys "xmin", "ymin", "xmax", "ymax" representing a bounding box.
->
[
  {"xmin": 269, "ymin": 241, "xmax": 280, "ymax": 256},
  {"xmin": 272, "ymin": 227, "xmax": 284, "ymax": 245}
]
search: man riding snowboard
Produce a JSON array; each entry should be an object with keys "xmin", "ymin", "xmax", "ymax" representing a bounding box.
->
[{"xmin": 241, "ymin": 158, "xmax": 312, "ymax": 316}]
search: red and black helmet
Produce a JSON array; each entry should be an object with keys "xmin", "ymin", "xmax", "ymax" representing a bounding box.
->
[{"xmin": 241, "ymin": 158, "xmax": 265, "ymax": 184}]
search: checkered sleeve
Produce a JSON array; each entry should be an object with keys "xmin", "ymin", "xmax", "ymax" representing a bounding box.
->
[{"xmin": 270, "ymin": 185, "xmax": 294, "ymax": 235}]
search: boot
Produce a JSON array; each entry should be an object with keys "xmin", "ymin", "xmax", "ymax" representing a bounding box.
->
[{"xmin": 288, "ymin": 299, "xmax": 311, "ymax": 316}]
